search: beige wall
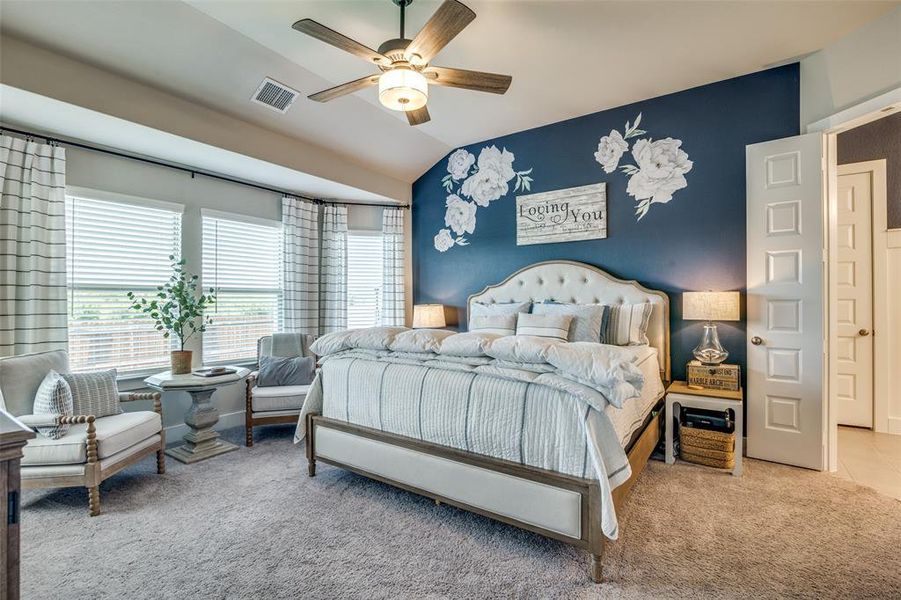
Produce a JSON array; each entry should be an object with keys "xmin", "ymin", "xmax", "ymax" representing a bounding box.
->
[
  {"xmin": 0, "ymin": 35, "xmax": 410, "ymax": 204},
  {"xmin": 801, "ymin": 6, "xmax": 901, "ymax": 127}
]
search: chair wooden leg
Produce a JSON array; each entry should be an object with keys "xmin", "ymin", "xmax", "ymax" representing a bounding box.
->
[
  {"xmin": 245, "ymin": 423, "xmax": 254, "ymax": 447},
  {"xmin": 156, "ymin": 449, "xmax": 166, "ymax": 474},
  {"xmin": 88, "ymin": 485, "xmax": 100, "ymax": 517}
]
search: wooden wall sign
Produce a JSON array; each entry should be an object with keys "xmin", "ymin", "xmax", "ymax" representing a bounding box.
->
[{"xmin": 516, "ymin": 182, "xmax": 607, "ymax": 246}]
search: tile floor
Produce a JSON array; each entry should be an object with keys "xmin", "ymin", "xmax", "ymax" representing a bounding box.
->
[{"xmin": 834, "ymin": 426, "xmax": 901, "ymax": 500}]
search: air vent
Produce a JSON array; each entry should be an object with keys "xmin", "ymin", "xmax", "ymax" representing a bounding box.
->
[{"xmin": 251, "ymin": 78, "xmax": 299, "ymax": 114}]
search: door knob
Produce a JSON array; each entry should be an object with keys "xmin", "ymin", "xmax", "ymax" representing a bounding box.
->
[
  {"xmin": 751, "ymin": 336, "xmax": 764, "ymax": 346},
  {"xmin": 858, "ymin": 329, "xmax": 870, "ymax": 337}
]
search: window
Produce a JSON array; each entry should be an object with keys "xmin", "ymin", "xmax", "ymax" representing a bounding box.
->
[
  {"xmin": 347, "ymin": 231, "xmax": 384, "ymax": 329},
  {"xmin": 202, "ymin": 211, "xmax": 282, "ymax": 364},
  {"xmin": 65, "ymin": 191, "xmax": 182, "ymax": 375}
]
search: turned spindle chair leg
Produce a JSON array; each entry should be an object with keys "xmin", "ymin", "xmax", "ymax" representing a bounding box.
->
[{"xmin": 88, "ymin": 485, "xmax": 101, "ymax": 517}]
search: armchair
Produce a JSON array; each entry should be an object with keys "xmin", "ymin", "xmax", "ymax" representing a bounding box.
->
[
  {"xmin": 0, "ymin": 350, "xmax": 165, "ymax": 516},
  {"xmin": 245, "ymin": 334, "xmax": 315, "ymax": 447}
]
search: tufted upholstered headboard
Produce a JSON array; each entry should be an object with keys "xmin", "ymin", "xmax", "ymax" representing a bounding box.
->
[{"xmin": 467, "ymin": 260, "xmax": 670, "ymax": 381}]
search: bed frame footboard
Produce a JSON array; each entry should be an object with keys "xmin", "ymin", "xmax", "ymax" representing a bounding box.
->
[{"xmin": 304, "ymin": 407, "xmax": 661, "ymax": 583}]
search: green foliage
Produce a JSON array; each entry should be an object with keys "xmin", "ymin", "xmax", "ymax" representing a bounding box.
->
[{"xmin": 126, "ymin": 256, "xmax": 216, "ymax": 351}]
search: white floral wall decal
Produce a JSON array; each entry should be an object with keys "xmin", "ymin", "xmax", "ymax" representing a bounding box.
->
[
  {"xmin": 594, "ymin": 113, "xmax": 693, "ymax": 220},
  {"xmin": 435, "ymin": 145, "xmax": 532, "ymax": 252}
]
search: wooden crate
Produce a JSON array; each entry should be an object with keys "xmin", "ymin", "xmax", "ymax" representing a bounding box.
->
[{"xmin": 686, "ymin": 361, "xmax": 740, "ymax": 391}]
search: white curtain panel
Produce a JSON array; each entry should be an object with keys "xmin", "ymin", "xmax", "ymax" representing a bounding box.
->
[
  {"xmin": 380, "ymin": 208, "xmax": 406, "ymax": 326},
  {"xmin": 0, "ymin": 135, "xmax": 68, "ymax": 357},
  {"xmin": 282, "ymin": 197, "xmax": 320, "ymax": 335},
  {"xmin": 320, "ymin": 205, "xmax": 348, "ymax": 334}
]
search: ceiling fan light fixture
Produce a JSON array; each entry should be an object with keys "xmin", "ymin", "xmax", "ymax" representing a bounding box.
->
[{"xmin": 378, "ymin": 67, "xmax": 428, "ymax": 111}]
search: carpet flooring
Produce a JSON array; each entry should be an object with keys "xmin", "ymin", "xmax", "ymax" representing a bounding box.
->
[{"xmin": 21, "ymin": 425, "xmax": 901, "ymax": 599}]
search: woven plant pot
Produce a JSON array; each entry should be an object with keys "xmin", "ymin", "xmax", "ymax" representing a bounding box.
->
[{"xmin": 171, "ymin": 350, "xmax": 193, "ymax": 375}]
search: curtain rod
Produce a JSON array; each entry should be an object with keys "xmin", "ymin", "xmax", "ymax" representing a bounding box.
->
[{"xmin": 0, "ymin": 125, "xmax": 410, "ymax": 210}]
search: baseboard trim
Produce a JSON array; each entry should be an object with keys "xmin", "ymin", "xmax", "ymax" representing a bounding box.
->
[
  {"xmin": 163, "ymin": 410, "xmax": 246, "ymax": 445},
  {"xmin": 888, "ymin": 417, "xmax": 901, "ymax": 436}
]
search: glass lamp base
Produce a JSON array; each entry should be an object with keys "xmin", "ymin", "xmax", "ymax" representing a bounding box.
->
[{"xmin": 693, "ymin": 322, "xmax": 728, "ymax": 365}]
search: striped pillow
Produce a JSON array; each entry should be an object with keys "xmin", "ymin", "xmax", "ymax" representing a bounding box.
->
[
  {"xmin": 470, "ymin": 315, "xmax": 517, "ymax": 336},
  {"xmin": 516, "ymin": 313, "xmax": 572, "ymax": 342},
  {"xmin": 62, "ymin": 369, "xmax": 121, "ymax": 418},
  {"xmin": 33, "ymin": 371, "xmax": 73, "ymax": 439},
  {"xmin": 600, "ymin": 303, "xmax": 653, "ymax": 346}
]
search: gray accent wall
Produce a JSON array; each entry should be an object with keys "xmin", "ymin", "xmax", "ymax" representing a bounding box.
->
[{"xmin": 837, "ymin": 111, "xmax": 901, "ymax": 229}]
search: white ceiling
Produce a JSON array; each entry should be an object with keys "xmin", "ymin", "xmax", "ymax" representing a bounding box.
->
[{"xmin": 0, "ymin": 1, "xmax": 895, "ymax": 182}]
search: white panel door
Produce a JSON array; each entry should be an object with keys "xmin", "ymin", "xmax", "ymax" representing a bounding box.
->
[
  {"xmin": 746, "ymin": 133, "xmax": 825, "ymax": 470},
  {"xmin": 836, "ymin": 168, "xmax": 874, "ymax": 428}
]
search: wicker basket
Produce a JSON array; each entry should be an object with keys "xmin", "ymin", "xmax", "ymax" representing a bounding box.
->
[{"xmin": 679, "ymin": 425, "xmax": 735, "ymax": 469}]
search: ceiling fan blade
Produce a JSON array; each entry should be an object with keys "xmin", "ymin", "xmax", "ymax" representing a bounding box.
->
[
  {"xmin": 404, "ymin": 0, "xmax": 476, "ymax": 65},
  {"xmin": 292, "ymin": 18, "xmax": 390, "ymax": 66},
  {"xmin": 424, "ymin": 66, "xmax": 511, "ymax": 94},
  {"xmin": 406, "ymin": 105, "xmax": 431, "ymax": 126},
  {"xmin": 308, "ymin": 75, "xmax": 380, "ymax": 102}
]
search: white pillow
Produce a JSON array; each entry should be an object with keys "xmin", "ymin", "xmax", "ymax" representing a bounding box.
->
[
  {"xmin": 469, "ymin": 314, "xmax": 516, "ymax": 336},
  {"xmin": 310, "ymin": 330, "xmax": 355, "ymax": 356},
  {"xmin": 439, "ymin": 332, "xmax": 501, "ymax": 357},
  {"xmin": 468, "ymin": 301, "xmax": 531, "ymax": 330},
  {"xmin": 485, "ymin": 335, "xmax": 562, "ymax": 364},
  {"xmin": 515, "ymin": 313, "xmax": 572, "ymax": 342},
  {"xmin": 390, "ymin": 329, "xmax": 455, "ymax": 353},
  {"xmin": 344, "ymin": 326, "xmax": 408, "ymax": 351},
  {"xmin": 532, "ymin": 302, "xmax": 606, "ymax": 343},
  {"xmin": 33, "ymin": 371, "xmax": 73, "ymax": 439},
  {"xmin": 600, "ymin": 303, "xmax": 653, "ymax": 346}
]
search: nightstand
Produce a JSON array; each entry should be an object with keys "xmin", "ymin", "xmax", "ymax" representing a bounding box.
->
[{"xmin": 665, "ymin": 381, "xmax": 743, "ymax": 477}]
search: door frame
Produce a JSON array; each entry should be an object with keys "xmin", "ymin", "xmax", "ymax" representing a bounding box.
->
[{"xmin": 808, "ymin": 87, "xmax": 900, "ymax": 471}]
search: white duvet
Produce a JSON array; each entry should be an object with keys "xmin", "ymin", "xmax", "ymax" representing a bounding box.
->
[{"xmin": 297, "ymin": 327, "xmax": 650, "ymax": 539}]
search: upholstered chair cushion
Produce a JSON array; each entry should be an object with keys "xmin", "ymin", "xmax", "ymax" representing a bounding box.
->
[
  {"xmin": 0, "ymin": 350, "xmax": 69, "ymax": 416},
  {"xmin": 21, "ymin": 411, "xmax": 162, "ymax": 466},
  {"xmin": 257, "ymin": 355, "xmax": 315, "ymax": 387},
  {"xmin": 250, "ymin": 385, "xmax": 311, "ymax": 412},
  {"xmin": 258, "ymin": 334, "xmax": 314, "ymax": 360},
  {"xmin": 32, "ymin": 371, "xmax": 74, "ymax": 439},
  {"xmin": 62, "ymin": 369, "xmax": 120, "ymax": 418}
]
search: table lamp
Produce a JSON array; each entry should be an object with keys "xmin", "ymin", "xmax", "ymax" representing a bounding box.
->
[
  {"xmin": 412, "ymin": 304, "xmax": 446, "ymax": 329},
  {"xmin": 683, "ymin": 291, "xmax": 740, "ymax": 365}
]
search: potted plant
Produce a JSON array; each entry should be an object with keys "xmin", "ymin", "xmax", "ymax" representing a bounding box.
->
[{"xmin": 127, "ymin": 256, "xmax": 216, "ymax": 375}]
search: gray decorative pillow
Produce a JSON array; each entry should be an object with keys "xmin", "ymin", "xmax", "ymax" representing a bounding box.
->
[
  {"xmin": 533, "ymin": 302, "xmax": 607, "ymax": 342},
  {"xmin": 600, "ymin": 303, "xmax": 653, "ymax": 346},
  {"xmin": 33, "ymin": 371, "xmax": 73, "ymax": 439},
  {"xmin": 62, "ymin": 369, "xmax": 120, "ymax": 418},
  {"xmin": 258, "ymin": 355, "xmax": 315, "ymax": 387},
  {"xmin": 468, "ymin": 301, "xmax": 531, "ymax": 330}
]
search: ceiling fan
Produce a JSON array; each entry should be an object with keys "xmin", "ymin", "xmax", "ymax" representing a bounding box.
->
[{"xmin": 292, "ymin": 0, "xmax": 512, "ymax": 126}]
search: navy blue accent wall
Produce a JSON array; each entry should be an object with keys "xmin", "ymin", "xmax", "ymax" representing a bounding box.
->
[{"xmin": 412, "ymin": 65, "xmax": 800, "ymax": 382}]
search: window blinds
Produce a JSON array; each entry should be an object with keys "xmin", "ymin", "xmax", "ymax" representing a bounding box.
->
[
  {"xmin": 346, "ymin": 231, "xmax": 384, "ymax": 329},
  {"xmin": 202, "ymin": 213, "xmax": 282, "ymax": 364},
  {"xmin": 65, "ymin": 194, "xmax": 182, "ymax": 374}
]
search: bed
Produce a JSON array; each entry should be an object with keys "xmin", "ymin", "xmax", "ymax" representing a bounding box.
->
[{"xmin": 297, "ymin": 260, "xmax": 670, "ymax": 582}]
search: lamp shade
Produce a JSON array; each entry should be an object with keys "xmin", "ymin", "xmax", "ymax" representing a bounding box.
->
[
  {"xmin": 412, "ymin": 304, "xmax": 446, "ymax": 328},
  {"xmin": 683, "ymin": 291, "xmax": 740, "ymax": 321},
  {"xmin": 379, "ymin": 68, "xmax": 428, "ymax": 112}
]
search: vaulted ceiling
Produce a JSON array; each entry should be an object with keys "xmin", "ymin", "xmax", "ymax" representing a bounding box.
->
[{"xmin": 0, "ymin": 1, "xmax": 894, "ymax": 182}]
